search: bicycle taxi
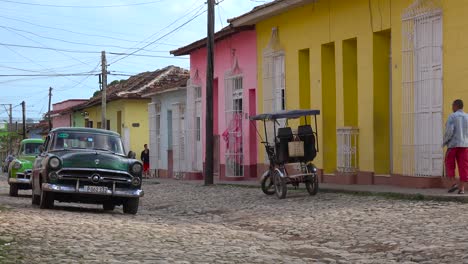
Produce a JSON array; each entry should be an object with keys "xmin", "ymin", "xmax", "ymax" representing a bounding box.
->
[{"xmin": 250, "ymin": 109, "xmax": 320, "ymax": 199}]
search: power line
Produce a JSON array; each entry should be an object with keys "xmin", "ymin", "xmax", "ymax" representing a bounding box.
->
[
  {"xmin": 0, "ymin": 73, "xmax": 99, "ymax": 77},
  {"xmin": 0, "ymin": 43, "xmax": 188, "ymax": 59},
  {"xmin": 0, "ymin": 0, "xmax": 165, "ymax": 8},
  {"xmin": 0, "ymin": 25, "xmax": 173, "ymax": 52},
  {"xmin": 55, "ymin": 62, "xmax": 101, "ymax": 92},
  {"xmin": 1, "ymin": 26, "xmax": 92, "ymax": 67},
  {"xmin": 0, "ymin": 14, "xmax": 181, "ymax": 46},
  {"xmin": 110, "ymin": 4, "xmax": 206, "ymax": 65},
  {"xmin": 109, "ymin": 0, "xmax": 203, "ymax": 64},
  {"xmin": 1, "ymin": 27, "xmax": 99, "ymax": 90},
  {"xmin": 0, "ymin": 60, "xmax": 96, "ymax": 73},
  {"xmin": 108, "ymin": 52, "xmax": 188, "ymax": 59}
]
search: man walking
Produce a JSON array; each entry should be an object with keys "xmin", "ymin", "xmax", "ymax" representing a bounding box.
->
[
  {"xmin": 443, "ymin": 99, "xmax": 468, "ymax": 194},
  {"xmin": 141, "ymin": 144, "xmax": 150, "ymax": 178}
]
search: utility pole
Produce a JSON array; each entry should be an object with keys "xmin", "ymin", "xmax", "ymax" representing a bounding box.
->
[
  {"xmin": 8, "ymin": 104, "xmax": 12, "ymax": 154},
  {"xmin": 101, "ymin": 51, "xmax": 107, "ymax": 130},
  {"xmin": 21, "ymin": 101, "xmax": 26, "ymax": 140},
  {"xmin": 205, "ymin": 0, "xmax": 215, "ymax": 185},
  {"xmin": 48, "ymin": 87, "xmax": 52, "ymax": 131}
]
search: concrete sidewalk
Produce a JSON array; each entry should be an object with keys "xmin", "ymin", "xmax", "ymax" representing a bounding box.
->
[{"xmin": 144, "ymin": 178, "xmax": 468, "ymax": 202}]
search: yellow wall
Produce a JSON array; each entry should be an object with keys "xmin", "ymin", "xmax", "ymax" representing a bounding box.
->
[
  {"xmin": 254, "ymin": 0, "xmax": 468, "ymax": 176},
  {"xmin": 82, "ymin": 99, "xmax": 150, "ymax": 154},
  {"xmin": 373, "ymin": 30, "xmax": 391, "ymax": 175},
  {"xmin": 256, "ymin": 0, "xmax": 395, "ymax": 173}
]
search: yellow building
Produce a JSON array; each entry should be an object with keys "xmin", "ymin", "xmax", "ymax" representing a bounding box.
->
[
  {"xmin": 75, "ymin": 99, "xmax": 150, "ymax": 155},
  {"xmin": 72, "ymin": 71, "xmax": 171, "ymax": 156},
  {"xmin": 230, "ymin": 0, "xmax": 464, "ymax": 187}
]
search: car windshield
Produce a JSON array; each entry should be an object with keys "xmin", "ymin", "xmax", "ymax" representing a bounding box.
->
[
  {"xmin": 20, "ymin": 143, "xmax": 43, "ymax": 155},
  {"xmin": 51, "ymin": 131, "xmax": 125, "ymax": 155}
]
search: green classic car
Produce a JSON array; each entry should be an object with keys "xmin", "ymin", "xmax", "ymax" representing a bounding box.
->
[
  {"xmin": 8, "ymin": 138, "xmax": 44, "ymax": 196},
  {"xmin": 31, "ymin": 127, "xmax": 144, "ymax": 214}
]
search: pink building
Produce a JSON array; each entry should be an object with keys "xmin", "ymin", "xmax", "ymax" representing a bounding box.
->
[
  {"xmin": 171, "ymin": 26, "xmax": 258, "ymax": 181},
  {"xmin": 49, "ymin": 99, "xmax": 88, "ymax": 128}
]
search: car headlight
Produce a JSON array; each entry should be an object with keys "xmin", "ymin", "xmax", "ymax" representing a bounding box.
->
[
  {"xmin": 131, "ymin": 163, "xmax": 142, "ymax": 174},
  {"xmin": 48, "ymin": 157, "xmax": 61, "ymax": 169},
  {"xmin": 13, "ymin": 162, "xmax": 21, "ymax": 169}
]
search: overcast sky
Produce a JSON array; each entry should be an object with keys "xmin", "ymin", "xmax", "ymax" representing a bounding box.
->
[{"xmin": 0, "ymin": 0, "xmax": 265, "ymax": 121}]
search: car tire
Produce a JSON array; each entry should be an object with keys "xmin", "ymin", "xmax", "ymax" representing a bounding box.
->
[
  {"xmin": 39, "ymin": 189, "xmax": 54, "ymax": 209},
  {"xmin": 103, "ymin": 202, "xmax": 115, "ymax": 211},
  {"xmin": 123, "ymin": 198, "xmax": 139, "ymax": 215},
  {"xmin": 9, "ymin": 184, "xmax": 18, "ymax": 197}
]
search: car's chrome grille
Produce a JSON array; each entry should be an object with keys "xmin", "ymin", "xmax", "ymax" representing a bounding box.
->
[
  {"xmin": 16, "ymin": 173, "xmax": 31, "ymax": 180},
  {"xmin": 57, "ymin": 168, "xmax": 132, "ymax": 183}
]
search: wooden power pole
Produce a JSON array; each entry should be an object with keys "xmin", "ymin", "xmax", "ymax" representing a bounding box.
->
[
  {"xmin": 205, "ymin": 0, "xmax": 215, "ymax": 185},
  {"xmin": 8, "ymin": 104, "xmax": 12, "ymax": 154},
  {"xmin": 21, "ymin": 101, "xmax": 25, "ymax": 140},
  {"xmin": 48, "ymin": 87, "xmax": 52, "ymax": 131},
  {"xmin": 101, "ymin": 51, "xmax": 107, "ymax": 130}
]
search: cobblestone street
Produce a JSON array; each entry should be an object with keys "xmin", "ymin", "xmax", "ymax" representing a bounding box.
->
[{"xmin": 0, "ymin": 174, "xmax": 467, "ymax": 263}]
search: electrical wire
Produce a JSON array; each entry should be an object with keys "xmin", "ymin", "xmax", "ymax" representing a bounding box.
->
[
  {"xmin": 55, "ymin": 62, "xmax": 101, "ymax": 92},
  {"xmin": 1, "ymin": 43, "xmax": 97, "ymax": 89},
  {"xmin": 0, "ymin": 59, "xmax": 97, "ymax": 74},
  {"xmin": 120, "ymin": 0, "xmax": 203, "ymax": 51},
  {"xmin": 1, "ymin": 26, "xmax": 92, "ymax": 67},
  {"xmin": 110, "ymin": 5, "xmax": 206, "ymax": 65},
  {"xmin": 0, "ymin": 43, "xmax": 188, "ymax": 59},
  {"xmin": 108, "ymin": 52, "xmax": 188, "ymax": 59},
  {"xmin": 0, "ymin": 0, "xmax": 165, "ymax": 8},
  {"xmin": 217, "ymin": 1, "xmax": 225, "ymax": 29},
  {"xmin": 0, "ymin": 73, "xmax": 99, "ymax": 77},
  {"xmin": 108, "ymin": 0, "xmax": 203, "ymax": 64},
  {"xmin": 0, "ymin": 14, "xmax": 180, "ymax": 46},
  {"xmin": 0, "ymin": 25, "xmax": 172, "ymax": 52}
]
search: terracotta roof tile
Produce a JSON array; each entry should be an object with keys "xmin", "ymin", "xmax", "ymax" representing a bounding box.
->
[{"xmin": 84, "ymin": 65, "xmax": 189, "ymax": 107}]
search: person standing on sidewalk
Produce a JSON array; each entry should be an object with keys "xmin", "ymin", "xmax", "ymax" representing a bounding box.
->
[
  {"xmin": 141, "ymin": 144, "xmax": 150, "ymax": 178},
  {"xmin": 443, "ymin": 99, "xmax": 468, "ymax": 194}
]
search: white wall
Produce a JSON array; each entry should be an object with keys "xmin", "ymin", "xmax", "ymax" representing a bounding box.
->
[{"xmin": 148, "ymin": 89, "xmax": 186, "ymax": 171}]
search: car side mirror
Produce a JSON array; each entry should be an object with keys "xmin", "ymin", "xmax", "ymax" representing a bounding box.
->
[
  {"xmin": 127, "ymin": 151, "xmax": 136, "ymax": 159},
  {"xmin": 39, "ymin": 146, "xmax": 45, "ymax": 153}
]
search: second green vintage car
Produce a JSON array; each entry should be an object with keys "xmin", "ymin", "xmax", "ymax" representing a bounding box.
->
[
  {"xmin": 31, "ymin": 127, "xmax": 144, "ymax": 214},
  {"xmin": 8, "ymin": 138, "xmax": 44, "ymax": 196}
]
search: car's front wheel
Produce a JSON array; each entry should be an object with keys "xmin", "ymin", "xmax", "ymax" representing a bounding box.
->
[
  {"xmin": 123, "ymin": 198, "xmax": 139, "ymax": 215},
  {"xmin": 39, "ymin": 189, "xmax": 54, "ymax": 209},
  {"xmin": 9, "ymin": 184, "xmax": 18, "ymax": 197}
]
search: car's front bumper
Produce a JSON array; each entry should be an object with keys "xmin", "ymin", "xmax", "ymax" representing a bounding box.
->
[
  {"xmin": 8, "ymin": 177, "xmax": 31, "ymax": 185},
  {"xmin": 42, "ymin": 183, "xmax": 144, "ymax": 198}
]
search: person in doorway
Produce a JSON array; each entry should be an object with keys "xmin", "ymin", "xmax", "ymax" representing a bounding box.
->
[
  {"xmin": 141, "ymin": 144, "xmax": 150, "ymax": 178},
  {"xmin": 443, "ymin": 99, "xmax": 468, "ymax": 194}
]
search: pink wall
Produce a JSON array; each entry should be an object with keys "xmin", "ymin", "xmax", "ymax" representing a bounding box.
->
[
  {"xmin": 52, "ymin": 100, "xmax": 87, "ymax": 128},
  {"xmin": 189, "ymin": 29, "xmax": 257, "ymax": 168},
  {"xmin": 53, "ymin": 114, "xmax": 72, "ymax": 128},
  {"xmin": 52, "ymin": 100, "xmax": 87, "ymax": 111}
]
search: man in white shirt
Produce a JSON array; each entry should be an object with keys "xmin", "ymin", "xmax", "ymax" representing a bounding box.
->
[{"xmin": 443, "ymin": 99, "xmax": 468, "ymax": 194}]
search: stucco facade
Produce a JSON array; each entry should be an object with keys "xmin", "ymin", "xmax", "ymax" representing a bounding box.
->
[
  {"xmin": 172, "ymin": 27, "xmax": 258, "ymax": 181},
  {"xmin": 73, "ymin": 99, "xmax": 150, "ymax": 155},
  {"xmin": 50, "ymin": 99, "xmax": 87, "ymax": 129},
  {"xmin": 230, "ymin": 0, "xmax": 462, "ymax": 188}
]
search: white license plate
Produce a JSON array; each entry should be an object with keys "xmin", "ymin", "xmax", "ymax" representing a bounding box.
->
[{"xmin": 83, "ymin": 185, "xmax": 108, "ymax": 193}]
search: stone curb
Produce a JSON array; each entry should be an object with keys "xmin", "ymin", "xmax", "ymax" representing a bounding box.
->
[{"xmin": 215, "ymin": 182, "xmax": 468, "ymax": 203}]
